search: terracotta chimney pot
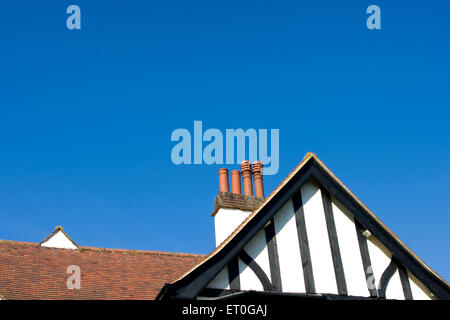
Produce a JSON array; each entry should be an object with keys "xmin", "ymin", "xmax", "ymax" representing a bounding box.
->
[
  {"xmin": 252, "ymin": 161, "xmax": 264, "ymax": 198},
  {"xmin": 231, "ymin": 170, "xmax": 242, "ymax": 194},
  {"xmin": 218, "ymin": 168, "xmax": 229, "ymax": 193},
  {"xmin": 240, "ymin": 160, "xmax": 253, "ymax": 196}
]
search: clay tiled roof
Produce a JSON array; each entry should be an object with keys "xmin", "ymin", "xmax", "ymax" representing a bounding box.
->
[{"xmin": 0, "ymin": 240, "xmax": 205, "ymax": 300}]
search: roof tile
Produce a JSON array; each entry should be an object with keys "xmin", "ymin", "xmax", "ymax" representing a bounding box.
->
[{"xmin": 0, "ymin": 240, "xmax": 205, "ymax": 300}]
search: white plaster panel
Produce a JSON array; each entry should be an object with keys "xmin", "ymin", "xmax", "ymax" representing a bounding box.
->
[
  {"xmin": 273, "ymin": 198, "xmax": 305, "ymax": 293},
  {"xmin": 386, "ymin": 269, "xmax": 405, "ymax": 300},
  {"xmin": 206, "ymin": 266, "xmax": 230, "ymax": 290},
  {"xmin": 366, "ymin": 236, "xmax": 392, "ymax": 291},
  {"xmin": 238, "ymin": 257, "xmax": 263, "ymax": 291},
  {"xmin": 331, "ymin": 196, "xmax": 369, "ymax": 297},
  {"xmin": 241, "ymin": 229, "xmax": 271, "ymax": 288},
  {"xmin": 301, "ymin": 181, "xmax": 337, "ymax": 294},
  {"xmin": 408, "ymin": 271, "xmax": 433, "ymax": 300}
]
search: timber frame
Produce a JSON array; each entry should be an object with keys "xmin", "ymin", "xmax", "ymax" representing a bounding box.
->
[{"xmin": 157, "ymin": 153, "xmax": 450, "ymax": 300}]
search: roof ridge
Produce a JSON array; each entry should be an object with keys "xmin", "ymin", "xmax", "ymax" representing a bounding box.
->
[
  {"xmin": 78, "ymin": 246, "xmax": 206, "ymax": 257},
  {"xmin": 0, "ymin": 239, "xmax": 39, "ymax": 246},
  {"xmin": 0, "ymin": 239, "xmax": 205, "ymax": 258}
]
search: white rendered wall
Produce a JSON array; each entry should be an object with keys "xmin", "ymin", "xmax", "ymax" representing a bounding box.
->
[{"xmin": 214, "ymin": 208, "xmax": 252, "ymax": 247}]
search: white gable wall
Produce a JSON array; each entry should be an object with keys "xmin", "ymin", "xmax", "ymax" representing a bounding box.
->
[{"xmin": 41, "ymin": 230, "xmax": 77, "ymax": 250}]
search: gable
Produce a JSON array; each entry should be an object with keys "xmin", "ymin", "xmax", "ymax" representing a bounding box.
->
[
  {"xmin": 40, "ymin": 226, "xmax": 78, "ymax": 250},
  {"xmin": 206, "ymin": 178, "xmax": 435, "ymax": 299},
  {"xmin": 158, "ymin": 153, "xmax": 449, "ymax": 300}
]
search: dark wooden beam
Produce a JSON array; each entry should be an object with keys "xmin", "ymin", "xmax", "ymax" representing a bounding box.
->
[
  {"xmin": 321, "ymin": 188, "xmax": 348, "ymax": 295},
  {"xmin": 228, "ymin": 256, "xmax": 241, "ymax": 291},
  {"xmin": 354, "ymin": 220, "xmax": 378, "ymax": 297},
  {"xmin": 265, "ymin": 219, "xmax": 282, "ymax": 292},
  {"xmin": 378, "ymin": 258, "xmax": 398, "ymax": 298},
  {"xmin": 398, "ymin": 262, "xmax": 413, "ymax": 300},
  {"xmin": 292, "ymin": 190, "xmax": 315, "ymax": 294},
  {"xmin": 239, "ymin": 250, "xmax": 274, "ymax": 291}
]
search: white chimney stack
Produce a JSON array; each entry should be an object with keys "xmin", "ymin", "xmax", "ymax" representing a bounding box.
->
[{"xmin": 212, "ymin": 162, "xmax": 265, "ymax": 247}]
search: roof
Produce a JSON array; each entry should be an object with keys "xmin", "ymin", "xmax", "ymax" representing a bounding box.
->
[
  {"xmin": 0, "ymin": 239, "xmax": 205, "ymax": 300},
  {"xmin": 159, "ymin": 152, "xmax": 449, "ymax": 299}
]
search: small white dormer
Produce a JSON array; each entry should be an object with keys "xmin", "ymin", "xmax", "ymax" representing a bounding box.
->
[{"xmin": 40, "ymin": 226, "xmax": 78, "ymax": 250}]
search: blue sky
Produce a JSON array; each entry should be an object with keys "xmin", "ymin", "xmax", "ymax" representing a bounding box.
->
[{"xmin": 0, "ymin": 1, "xmax": 449, "ymax": 280}]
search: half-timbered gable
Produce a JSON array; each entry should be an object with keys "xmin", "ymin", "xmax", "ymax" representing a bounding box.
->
[{"xmin": 157, "ymin": 153, "xmax": 449, "ymax": 300}]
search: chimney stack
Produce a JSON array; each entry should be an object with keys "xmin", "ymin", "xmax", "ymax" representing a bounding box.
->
[
  {"xmin": 218, "ymin": 168, "xmax": 229, "ymax": 193},
  {"xmin": 231, "ymin": 170, "xmax": 241, "ymax": 194},
  {"xmin": 214, "ymin": 161, "xmax": 265, "ymax": 247},
  {"xmin": 240, "ymin": 160, "xmax": 253, "ymax": 196},
  {"xmin": 252, "ymin": 161, "xmax": 264, "ymax": 198}
]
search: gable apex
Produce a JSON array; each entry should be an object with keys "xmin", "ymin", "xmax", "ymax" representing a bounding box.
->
[{"xmin": 40, "ymin": 226, "xmax": 78, "ymax": 250}]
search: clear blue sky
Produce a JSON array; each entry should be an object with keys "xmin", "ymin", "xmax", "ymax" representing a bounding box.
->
[{"xmin": 0, "ymin": 1, "xmax": 449, "ymax": 280}]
